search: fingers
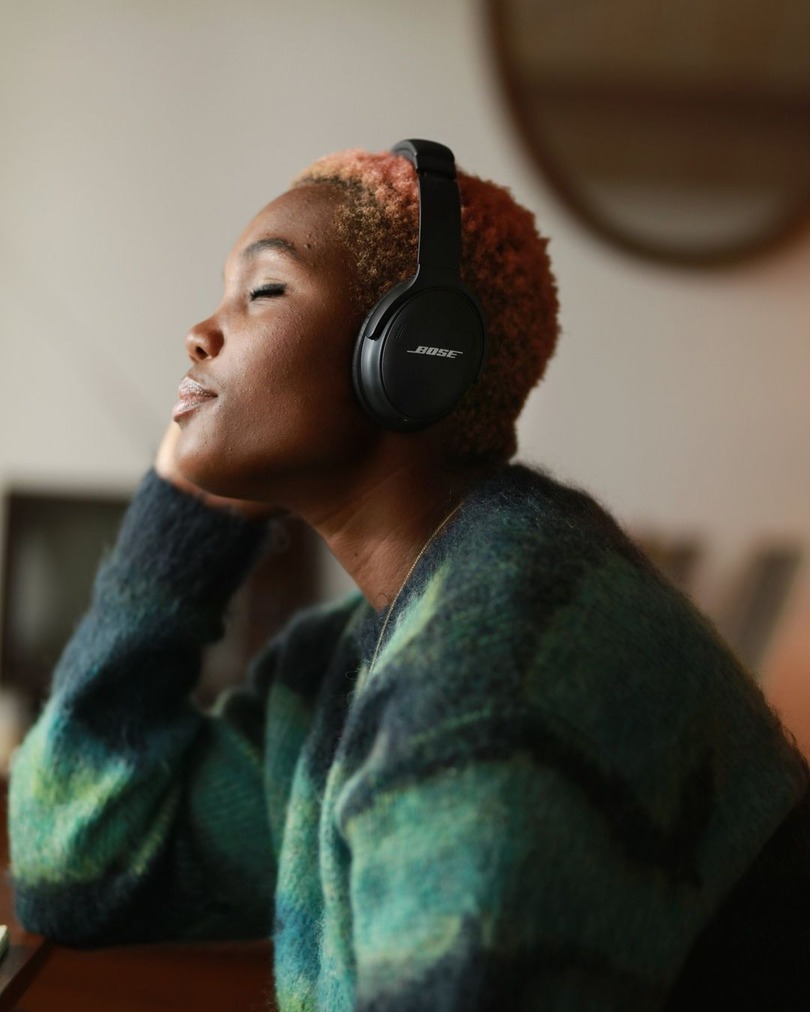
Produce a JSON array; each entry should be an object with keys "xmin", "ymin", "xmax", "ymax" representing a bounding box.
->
[{"xmin": 155, "ymin": 422, "xmax": 183, "ymax": 482}]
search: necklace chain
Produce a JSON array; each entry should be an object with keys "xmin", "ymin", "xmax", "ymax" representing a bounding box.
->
[{"xmin": 366, "ymin": 500, "xmax": 464, "ymax": 678}]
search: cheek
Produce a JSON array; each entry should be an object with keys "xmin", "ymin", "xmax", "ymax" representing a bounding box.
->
[
  {"xmin": 180, "ymin": 304, "xmax": 369, "ymax": 486},
  {"xmin": 227, "ymin": 325, "xmax": 302, "ymax": 420},
  {"xmin": 280, "ymin": 310, "xmax": 358, "ymax": 408},
  {"xmin": 282, "ymin": 320, "xmax": 372, "ymax": 450}
]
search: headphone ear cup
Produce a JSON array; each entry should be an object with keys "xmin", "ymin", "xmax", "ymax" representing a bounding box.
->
[{"xmin": 353, "ymin": 283, "xmax": 486, "ymax": 432}]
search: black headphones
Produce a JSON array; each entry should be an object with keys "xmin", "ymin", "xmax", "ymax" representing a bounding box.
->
[{"xmin": 352, "ymin": 139, "xmax": 488, "ymax": 432}]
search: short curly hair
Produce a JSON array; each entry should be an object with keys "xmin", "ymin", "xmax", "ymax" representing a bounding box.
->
[{"xmin": 292, "ymin": 148, "xmax": 559, "ymax": 465}]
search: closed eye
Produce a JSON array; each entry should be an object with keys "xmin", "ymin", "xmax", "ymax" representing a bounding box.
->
[{"xmin": 249, "ymin": 283, "xmax": 286, "ymax": 301}]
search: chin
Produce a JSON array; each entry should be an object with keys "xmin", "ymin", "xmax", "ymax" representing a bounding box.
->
[
  {"xmin": 175, "ymin": 447, "xmax": 273, "ymax": 505},
  {"xmin": 174, "ymin": 433, "xmax": 233, "ymax": 497}
]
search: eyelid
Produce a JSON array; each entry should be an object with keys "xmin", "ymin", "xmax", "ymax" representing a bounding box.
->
[{"xmin": 249, "ymin": 283, "xmax": 287, "ymax": 301}]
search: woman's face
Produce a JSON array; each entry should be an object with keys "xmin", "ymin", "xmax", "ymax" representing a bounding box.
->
[{"xmin": 173, "ymin": 184, "xmax": 377, "ymax": 504}]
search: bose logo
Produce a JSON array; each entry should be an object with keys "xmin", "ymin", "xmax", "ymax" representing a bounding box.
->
[{"xmin": 406, "ymin": 345, "xmax": 463, "ymax": 359}]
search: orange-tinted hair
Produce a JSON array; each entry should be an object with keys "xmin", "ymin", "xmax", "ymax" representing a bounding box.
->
[{"xmin": 293, "ymin": 148, "xmax": 559, "ymax": 465}]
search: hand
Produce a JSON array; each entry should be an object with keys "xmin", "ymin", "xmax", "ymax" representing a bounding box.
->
[{"xmin": 155, "ymin": 423, "xmax": 285, "ymax": 520}]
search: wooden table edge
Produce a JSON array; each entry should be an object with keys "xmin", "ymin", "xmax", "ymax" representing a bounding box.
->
[{"xmin": 0, "ymin": 937, "xmax": 54, "ymax": 1011}]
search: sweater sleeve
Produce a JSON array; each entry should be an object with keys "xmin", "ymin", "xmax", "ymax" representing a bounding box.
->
[{"xmin": 8, "ymin": 471, "xmax": 280, "ymax": 946}]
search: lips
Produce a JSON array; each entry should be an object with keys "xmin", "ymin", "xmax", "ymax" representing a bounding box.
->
[{"xmin": 172, "ymin": 376, "xmax": 217, "ymax": 421}]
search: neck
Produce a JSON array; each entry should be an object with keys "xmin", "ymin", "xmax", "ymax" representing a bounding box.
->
[{"xmin": 294, "ymin": 447, "xmax": 494, "ymax": 609}]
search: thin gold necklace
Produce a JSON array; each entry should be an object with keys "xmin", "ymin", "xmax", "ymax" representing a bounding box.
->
[{"xmin": 366, "ymin": 499, "xmax": 464, "ymax": 678}]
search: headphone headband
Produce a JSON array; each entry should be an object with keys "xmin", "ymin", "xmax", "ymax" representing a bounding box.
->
[{"xmin": 392, "ymin": 139, "xmax": 461, "ymax": 273}]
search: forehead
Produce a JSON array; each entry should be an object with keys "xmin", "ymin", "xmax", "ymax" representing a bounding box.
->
[{"xmin": 231, "ymin": 184, "xmax": 346, "ymax": 271}]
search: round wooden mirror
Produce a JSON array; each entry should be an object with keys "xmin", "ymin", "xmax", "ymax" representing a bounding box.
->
[{"xmin": 488, "ymin": 0, "xmax": 810, "ymax": 265}]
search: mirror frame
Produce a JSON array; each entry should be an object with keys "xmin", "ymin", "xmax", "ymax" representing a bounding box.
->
[{"xmin": 486, "ymin": 0, "xmax": 810, "ymax": 267}]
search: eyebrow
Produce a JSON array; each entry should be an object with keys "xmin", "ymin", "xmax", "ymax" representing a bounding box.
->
[{"xmin": 240, "ymin": 236, "xmax": 301, "ymax": 263}]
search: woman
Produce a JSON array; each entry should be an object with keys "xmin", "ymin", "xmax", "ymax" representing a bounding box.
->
[{"xmin": 9, "ymin": 141, "xmax": 810, "ymax": 1010}]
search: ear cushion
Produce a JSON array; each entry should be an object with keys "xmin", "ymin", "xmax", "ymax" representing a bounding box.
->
[{"xmin": 354, "ymin": 283, "xmax": 486, "ymax": 431}]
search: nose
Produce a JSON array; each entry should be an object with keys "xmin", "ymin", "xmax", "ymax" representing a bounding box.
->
[{"xmin": 185, "ymin": 317, "xmax": 224, "ymax": 361}]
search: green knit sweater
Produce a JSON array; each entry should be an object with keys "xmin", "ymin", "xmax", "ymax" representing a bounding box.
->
[{"xmin": 8, "ymin": 465, "xmax": 808, "ymax": 1010}]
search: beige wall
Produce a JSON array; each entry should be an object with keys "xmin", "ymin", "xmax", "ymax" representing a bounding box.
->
[{"xmin": 2, "ymin": 0, "xmax": 809, "ymax": 634}]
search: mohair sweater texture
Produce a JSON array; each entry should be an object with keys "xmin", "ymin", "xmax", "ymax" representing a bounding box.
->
[{"xmin": 9, "ymin": 464, "xmax": 810, "ymax": 1010}]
